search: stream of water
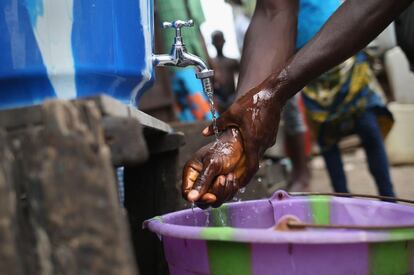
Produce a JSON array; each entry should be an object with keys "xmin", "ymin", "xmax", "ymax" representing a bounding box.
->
[
  {"xmin": 202, "ymin": 77, "xmax": 220, "ymax": 140},
  {"xmin": 191, "ymin": 202, "xmax": 198, "ymax": 226}
]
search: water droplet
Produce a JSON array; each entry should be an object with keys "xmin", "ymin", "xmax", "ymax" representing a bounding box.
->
[
  {"xmin": 191, "ymin": 202, "xmax": 198, "ymax": 226},
  {"xmin": 257, "ymin": 177, "xmax": 262, "ymax": 183},
  {"xmin": 204, "ymin": 208, "xmax": 210, "ymax": 227},
  {"xmin": 239, "ymin": 187, "xmax": 246, "ymax": 193},
  {"xmin": 217, "ymin": 209, "xmax": 226, "ymax": 226}
]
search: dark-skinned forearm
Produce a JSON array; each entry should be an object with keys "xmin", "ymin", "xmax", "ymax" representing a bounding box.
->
[
  {"xmin": 236, "ymin": 0, "xmax": 298, "ymax": 98},
  {"xmin": 273, "ymin": 0, "xmax": 413, "ymax": 103}
]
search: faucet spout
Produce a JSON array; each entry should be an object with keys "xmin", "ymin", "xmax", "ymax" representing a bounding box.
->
[
  {"xmin": 181, "ymin": 52, "xmax": 208, "ymax": 71},
  {"xmin": 180, "ymin": 52, "xmax": 214, "ymax": 80},
  {"xmin": 152, "ymin": 50, "xmax": 214, "ymax": 79}
]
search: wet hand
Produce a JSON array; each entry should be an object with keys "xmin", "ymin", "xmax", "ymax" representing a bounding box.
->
[
  {"xmin": 182, "ymin": 128, "xmax": 248, "ymax": 208},
  {"xmin": 201, "ymin": 76, "xmax": 285, "ymax": 203},
  {"xmin": 183, "ymin": 75, "xmax": 286, "ymax": 208}
]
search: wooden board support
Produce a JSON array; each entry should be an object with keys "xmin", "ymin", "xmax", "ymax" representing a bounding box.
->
[
  {"xmin": 102, "ymin": 117, "xmax": 148, "ymax": 166},
  {"xmin": 0, "ymin": 96, "xmax": 186, "ymax": 274},
  {"xmin": 125, "ymin": 148, "xmax": 181, "ymax": 275},
  {"xmin": 0, "ymin": 95, "xmax": 176, "ymax": 167},
  {"xmin": 0, "ymin": 130, "xmax": 22, "ymax": 275},
  {"xmin": 0, "ymin": 100, "xmax": 138, "ymax": 275}
]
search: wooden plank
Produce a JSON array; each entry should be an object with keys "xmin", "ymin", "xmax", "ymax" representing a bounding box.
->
[
  {"xmin": 9, "ymin": 100, "xmax": 138, "ymax": 275},
  {"xmin": 144, "ymin": 132, "xmax": 185, "ymax": 155},
  {"xmin": 124, "ymin": 149, "xmax": 180, "ymax": 275},
  {"xmin": 102, "ymin": 117, "xmax": 148, "ymax": 166},
  {"xmin": 0, "ymin": 95, "xmax": 173, "ymax": 136},
  {"xmin": 0, "ymin": 130, "xmax": 22, "ymax": 275},
  {"xmin": 0, "ymin": 96, "xmax": 172, "ymax": 166},
  {"xmin": 0, "ymin": 105, "xmax": 43, "ymax": 131},
  {"xmin": 91, "ymin": 95, "xmax": 173, "ymax": 134}
]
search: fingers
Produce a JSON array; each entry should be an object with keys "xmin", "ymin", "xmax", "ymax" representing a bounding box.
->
[
  {"xmin": 197, "ymin": 154, "xmax": 249, "ymax": 208},
  {"xmin": 234, "ymin": 154, "xmax": 258, "ymax": 189},
  {"xmin": 211, "ymin": 175, "xmax": 228, "ymax": 203},
  {"xmin": 195, "ymin": 174, "xmax": 234, "ymax": 208},
  {"xmin": 195, "ymin": 174, "xmax": 225, "ymax": 206},
  {"xmin": 189, "ymin": 161, "xmax": 219, "ymax": 202},
  {"xmin": 201, "ymin": 192, "xmax": 217, "ymax": 204},
  {"xmin": 182, "ymin": 160, "xmax": 202, "ymax": 200},
  {"xmin": 208, "ymin": 173, "xmax": 239, "ymax": 208},
  {"xmin": 195, "ymin": 192, "xmax": 217, "ymax": 209}
]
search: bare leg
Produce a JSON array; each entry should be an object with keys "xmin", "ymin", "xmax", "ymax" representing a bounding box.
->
[
  {"xmin": 286, "ymin": 132, "xmax": 311, "ymax": 192},
  {"xmin": 282, "ymin": 97, "xmax": 310, "ymax": 192}
]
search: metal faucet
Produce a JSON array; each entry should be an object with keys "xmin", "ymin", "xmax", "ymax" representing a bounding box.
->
[{"xmin": 152, "ymin": 19, "xmax": 215, "ymax": 101}]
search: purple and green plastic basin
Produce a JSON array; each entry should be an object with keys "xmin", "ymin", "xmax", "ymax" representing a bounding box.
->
[{"xmin": 146, "ymin": 190, "xmax": 414, "ymax": 275}]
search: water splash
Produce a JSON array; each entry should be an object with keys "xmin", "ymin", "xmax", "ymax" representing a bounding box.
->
[
  {"xmin": 201, "ymin": 77, "xmax": 219, "ymax": 140},
  {"xmin": 191, "ymin": 202, "xmax": 198, "ymax": 226},
  {"xmin": 204, "ymin": 207, "xmax": 211, "ymax": 227},
  {"xmin": 218, "ymin": 209, "xmax": 226, "ymax": 226}
]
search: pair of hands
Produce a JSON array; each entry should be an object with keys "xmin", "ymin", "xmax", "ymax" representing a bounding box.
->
[{"xmin": 182, "ymin": 76, "xmax": 284, "ymax": 208}]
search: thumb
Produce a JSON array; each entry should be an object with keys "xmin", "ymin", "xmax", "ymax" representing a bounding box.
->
[
  {"xmin": 202, "ymin": 112, "xmax": 235, "ymax": 137},
  {"xmin": 187, "ymin": 160, "xmax": 218, "ymax": 202}
]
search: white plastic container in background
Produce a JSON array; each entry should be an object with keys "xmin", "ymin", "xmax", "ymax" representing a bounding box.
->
[
  {"xmin": 368, "ymin": 23, "xmax": 397, "ymax": 56},
  {"xmin": 385, "ymin": 102, "xmax": 414, "ymax": 164},
  {"xmin": 385, "ymin": 47, "xmax": 414, "ymax": 104}
]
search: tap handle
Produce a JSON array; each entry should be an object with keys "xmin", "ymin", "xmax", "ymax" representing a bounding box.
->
[
  {"xmin": 162, "ymin": 19, "xmax": 194, "ymax": 30},
  {"xmin": 162, "ymin": 20, "xmax": 194, "ymax": 42}
]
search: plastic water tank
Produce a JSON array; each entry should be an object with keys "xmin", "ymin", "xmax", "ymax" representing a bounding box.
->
[{"xmin": 0, "ymin": 0, "xmax": 154, "ymax": 109}]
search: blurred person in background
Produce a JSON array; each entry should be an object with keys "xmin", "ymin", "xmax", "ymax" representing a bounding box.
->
[
  {"xmin": 292, "ymin": 0, "xmax": 396, "ymax": 197},
  {"xmin": 302, "ymin": 53, "xmax": 395, "ymax": 197},
  {"xmin": 182, "ymin": 0, "xmax": 412, "ymax": 207},
  {"xmin": 211, "ymin": 30, "xmax": 240, "ymax": 113}
]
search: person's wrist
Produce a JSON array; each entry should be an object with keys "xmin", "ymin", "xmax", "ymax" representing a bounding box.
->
[{"xmin": 267, "ymin": 68, "xmax": 291, "ymax": 106}]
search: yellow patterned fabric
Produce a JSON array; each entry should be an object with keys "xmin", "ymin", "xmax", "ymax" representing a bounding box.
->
[{"xmin": 302, "ymin": 52, "xmax": 393, "ymax": 149}]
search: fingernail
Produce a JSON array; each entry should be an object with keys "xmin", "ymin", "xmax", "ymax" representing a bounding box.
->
[
  {"xmin": 203, "ymin": 193, "xmax": 217, "ymax": 203},
  {"xmin": 202, "ymin": 127, "xmax": 209, "ymax": 135},
  {"xmin": 188, "ymin": 190, "xmax": 199, "ymax": 202},
  {"xmin": 219, "ymin": 176, "xmax": 226, "ymax": 186}
]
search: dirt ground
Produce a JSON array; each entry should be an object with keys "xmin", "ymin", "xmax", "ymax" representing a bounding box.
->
[{"xmin": 309, "ymin": 148, "xmax": 414, "ymax": 200}]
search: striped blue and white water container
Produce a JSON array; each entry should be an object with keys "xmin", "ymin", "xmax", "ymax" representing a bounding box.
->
[{"xmin": 0, "ymin": 0, "xmax": 154, "ymax": 109}]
